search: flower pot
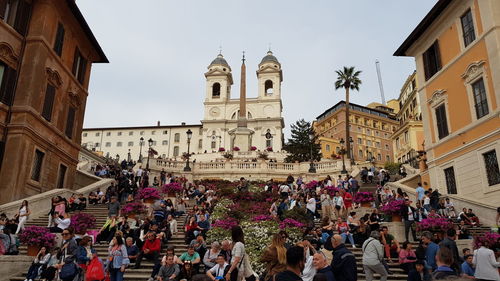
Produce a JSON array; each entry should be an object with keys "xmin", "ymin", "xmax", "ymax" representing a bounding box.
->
[
  {"xmin": 127, "ymin": 213, "xmax": 136, "ymax": 219},
  {"xmin": 361, "ymin": 202, "xmax": 371, "ymax": 208},
  {"xmin": 167, "ymin": 192, "xmax": 176, "ymax": 197},
  {"xmin": 144, "ymin": 198, "xmax": 155, "ymax": 204},
  {"xmin": 27, "ymin": 245, "xmax": 39, "ymax": 256},
  {"xmin": 391, "ymin": 214, "xmax": 402, "ymax": 222}
]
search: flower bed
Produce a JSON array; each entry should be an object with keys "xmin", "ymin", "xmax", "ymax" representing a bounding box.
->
[
  {"xmin": 19, "ymin": 226, "xmax": 56, "ymax": 248},
  {"xmin": 121, "ymin": 202, "xmax": 148, "ymax": 217},
  {"xmin": 69, "ymin": 213, "xmax": 96, "ymax": 234},
  {"xmin": 380, "ymin": 199, "xmax": 405, "ymax": 215},
  {"xmin": 353, "ymin": 192, "xmax": 375, "ymax": 203},
  {"xmin": 162, "ymin": 182, "xmax": 183, "ymax": 194},
  {"xmin": 266, "ymin": 146, "xmax": 273, "ymax": 152},
  {"xmin": 305, "ymin": 180, "xmax": 319, "ymax": 189},
  {"xmin": 212, "ymin": 217, "xmax": 239, "ymax": 230},
  {"xmin": 416, "ymin": 217, "xmax": 454, "ymax": 233},
  {"xmin": 233, "ymin": 146, "xmax": 240, "ymax": 151},
  {"xmin": 138, "ymin": 187, "xmax": 161, "ymax": 200},
  {"xmin": 474, "ymin": 232, "xmax": 500, "ymax": 249}
]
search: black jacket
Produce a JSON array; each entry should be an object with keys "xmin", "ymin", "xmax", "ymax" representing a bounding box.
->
[
  {"xmin": 439, "ymin": 238, "xmax": 462, "ymax": 273},
  {"xmin": 400, "ymin": 204, "xmax": 416, "ymax": 221},
  {"xmin": 325, "ymin": 243, "xmax": 357, "ymax": 281},
  {"xmin": 408, "ymin": 269, "xmax": 431, "ymax": 281}
]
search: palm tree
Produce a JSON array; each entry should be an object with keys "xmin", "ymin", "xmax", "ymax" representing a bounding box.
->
[{"xmin": 335, "ymin": 66, "xmax": 362, "ymax": 163}]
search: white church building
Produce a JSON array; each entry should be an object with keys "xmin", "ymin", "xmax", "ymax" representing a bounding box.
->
[{"xmin": 81, "ymin": 51, "xmax": 285, "ymax": 161}]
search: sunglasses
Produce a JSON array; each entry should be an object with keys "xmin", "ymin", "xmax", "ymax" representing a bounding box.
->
[{"xmin": 62, "ymin": 233, "xmax": 70, "ymax": 236}]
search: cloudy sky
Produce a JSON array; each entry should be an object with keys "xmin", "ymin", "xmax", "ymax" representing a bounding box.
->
[{"xmin": 79, "ymin": 0, "xmax": 436, "ymax": 136}]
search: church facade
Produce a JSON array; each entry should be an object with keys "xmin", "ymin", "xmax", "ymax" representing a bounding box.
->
[{"xmin": 81, "ymin": 51, "xmax": 285, "ymax": 160}]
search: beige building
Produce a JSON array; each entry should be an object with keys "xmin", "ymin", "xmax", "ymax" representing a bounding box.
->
[{"xmin": 392, "ymin": 71, "xmax": 424, "ymax": 165}]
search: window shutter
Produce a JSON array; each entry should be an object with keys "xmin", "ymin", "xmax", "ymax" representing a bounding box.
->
[
  {"xmin": 77, "ymin": 57, "xmax": 87, "ymax": 84},
  {"xmin": 42, "ymin": 84, "xmax": 56, "ymax": 121},
  {"xmin": 0, "ymin": 67, "xmax": 17, "ymax": 106},
  {"xmin": 435, "ymin": 104, "xmax": 448, "ymax": 139},
  {"xmin": 53, "ymin": 23, "xmax": 65, "ymax": 56},
  {"xmin": 65, "ymin": 106, "xmax": 76, "ymax": 138},
  {"xmin": 13, "ymin": 0, "xmax": 31, "ymax": 36},
  {"xmin": 423, "ymin": 51, "xmax": 431, "ymax": 81},
  {"xmin": 434, "ymin": 41, "xmax": 442, "ymax": 71},
  {"xmin": 0, "ymin": 0, "xmax": 8, "ymax": 19}
]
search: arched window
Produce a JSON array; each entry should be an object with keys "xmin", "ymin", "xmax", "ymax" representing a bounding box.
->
[
  {"xmin": 265, "ymin": 80, "xmax": 273, "ymax": 95},
  {"xmin": 212, "ymin": 83, "xmax": 221, "ymax": 98},
  {"xmin": 231, "ymin": 111, "xmax": 239, "ymax": 120},
  {"xmin": 326, "ymin": 144, "xmax": 330, "ymax": 152}
]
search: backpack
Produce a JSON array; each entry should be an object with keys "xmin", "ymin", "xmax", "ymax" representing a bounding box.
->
[{"xmin": 59, "ymin": 261, "xmax": 77, "ymax": 280}]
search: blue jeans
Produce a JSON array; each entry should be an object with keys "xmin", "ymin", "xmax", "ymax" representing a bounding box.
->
[
  {"xmin": 341, "ymin": 232, "xmax": 355, "ymax": 246},
  {"xmin": 110, "ymin": 267, "xmax": 124, "ymax": 281}
]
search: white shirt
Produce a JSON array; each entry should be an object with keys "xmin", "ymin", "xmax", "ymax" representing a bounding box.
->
[
  {"xmin": 306, "ymin": 198, "xmax": 316, "ymax": 213},
  {"xmin": 209, "ymin": 263, "xmax": 229, "ymax": 277},
  {"xmin": 333, "ymin": 196, "xmax": 344, "ymax": 207},
  {"xmin": 279, "ymin": 185, "xmax": 290, "ymax": 193},
  {"xmin": 55, "ymin": 217, "xmax": 71, "ymax": 230},
  {"xmin": 423, "ymin": 197, "xmax": 430, "ymax": 205},
  {"xmin": 136, "ymin": 169, "xmax": 143, "ymax": 177},
  {"xmin": 473, "ymin": 247, "xmax": 500, "ymax": 281},
  {"xmin": 301, "ymin": 250, "xmax": 316, "ymax": 281}
]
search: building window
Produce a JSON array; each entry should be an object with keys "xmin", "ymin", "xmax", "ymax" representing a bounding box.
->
[
  {"xmin": 461, "ymin": 9, "xmax": 476, "ymax": 47},
  {"xmin": 105, "ymin": 142, "xmax": 111, "ymax": 147},
  {"xmin": 151, "ymin": 131, "xmax": 156, "ymax": 135},
  {"xmin": 95, "ymin": 142, "xmax": 100, "ymax": 147},
  {"xmin": 128, "ymin": 141, "xmax": 133, "ymax": 147},
  {"xmin": 376, "ymin": 142, "xmax": 380, "ymax": 148},
  {"xmin": 163, "ymin": 130, "xmax": 168, "ymax": 135},
  {"xmin": 404, "ymin": 131, "xmax": 409, "ymax": 143},
  {"xmin": 129, "ymin": 131, "xmax": 133, "ymax": 136},
  {"xmin": 472, "ymin": 78, "xmax": 489, "ymax": 119},
  {"xmin": 56, "ymin": 164, "xmax": 67, "ymax": 189},
  {"xmin": 53, "ymin": 23, "xmax": 65, "ymax": 56},
  {"xmin": 396, "ymin": 138, "xmax": 400, "ymax": 149},
  {"xmin": 326, "ymin": 144, "xmax": 330, "ymax": 152},
  {"xmin": 117, "ymin": 142, "xmax": 122, "ymax": 147},
  {"xmin": 357, "ymin": 138, "xmax": 362, "ymax": 144},
  {"xmin": 0, "ymin": 63, "xmax": 16, "ymax": 106},
  {"xmin": 72, "ymin": 48, "xmax": 87, "ymax": 84},
  {"xmin": 83, "ymin": 133, "xmax": 87, "ymax": 137},
  {"xmin": 140, "ymin": 131, "xmax": 144, "ymax": 135},
  {"xmin": 483, "ymin": 150, "xmax": 500, "ymax": 186},
  {"xmin": 117, "ymin": 132, "xmax": 122, "ymax": 136},
  {"xmin": 1, "ymin": 0, "xmax": 31, "ymax": 35},
  {"xmin": 162, "ymin": 140, "xmax": 168, "ymax": 145},
  {"xmin": 106, "ymin": 132, "xmax": 111, "ymax": 136},
  {"xmin": 423, "ymin": 41, "xmax": 442, "ymax": 81},
  {"xmin": 386, "ymin": 155, "xmax": 390, "ymax": 162},
  {"xmin": 366, "ymin": 129, "xmax": 371, "ymax": 135},
  {"xmin": 198, "ymin": 139, "xmax": 202, "ymax": 149},
  {"xmin": 212, "ymin": 82, "xmax": 221, "ymax": 98},
  {"xmin": 30, "ymin": 149, "xmax": 44, "ymax": 182},
  {"xmin": 435, "ymin": 104, "xmax": 449, "ymax": 139},
  {"xmin": 265, "ymin": 80, "xmax": 273, "ymax": 95},
  {"xmin": 174, "ymin": 133, "xmax": 180, "ymax": 142},
  {"xmin": 211, "ymin": 141, "xmax": 216, "ymax": 149},
  {"xmin": 358, "ymin": 150, "xmax": 363, "ymax": 157},
  {"xmin": 377, "ymin": 153, "xmax": 381, "ymax": 161},
  {"xmin": 385, "ymin": 144, "xmax": 389, "ymax": 150},
  {"xmin": 444, "ymin": 167, "xmax": 457, "ymax": 194},
  {"xmin": 41, "ymin": 84, "xmax": 56, "ymax": 121},
  {"xmin": 95, "ymin": 132, "xmax": 100, "ymax": 137},
  {"xmin": 367, "ymin": 140, "xmax": 372, "ymax": 146},
  {"xmin": 173, "ymin": 146, "xmax": 179, "ymax": 157},
  {"xmin": 152, "ymin": 141, "xmax": 157, "ymax": 146},
  {"xmin": 65, "ymin": 106, "xmax": 76, "ymax": 139}
]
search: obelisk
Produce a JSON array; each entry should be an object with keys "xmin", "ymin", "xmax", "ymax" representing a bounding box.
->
[{"xmin": 230, "ymin": 51, "xmax": 254, "ymax": 151}]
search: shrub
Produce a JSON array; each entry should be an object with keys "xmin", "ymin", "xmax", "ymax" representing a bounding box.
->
[
  {"xmin": 218, "ymin": 147, "xmax": 225, "ymax": 152},
  {"xmin": 384, "ymin": 162, "xmax": 400, "ymax": 175},
  {"xmin": 474, "ymin": 232, "xmax": 500, "ymax": 249},
  {"xmin": 353, "ymin": 192, "xmax": 375, "ymax": 203},
  {"xmin": 121, "ymin": 202, "xmax": 147, "ymax": 217},
  {"xmin": 416, "ymin": 217, "xmax": 454, "ymax": 233},
  {"xmin": 233, "ymin": 146, "xmax": 240, "ymax": 151},
  {"xmin": 250, "ymin": 146, "xmax": 257, "ymax": 151},
  {"xmin": 137, "ymin": 187, "xmax": 161, "ymax": 200},
  {"xmin": 69, "ymin": 213, "xmax": 96, "ymax": 234},
  {"xmin": 162, "ymin": 182, "xmax": 183, "ymax": 194},
  {"xmin": 380, "ymin": 199, "xmax": 405, "ymax": 215},
  {"xmin": 19, "ymin": 226, "xmax": 56, "ymax": 248}
]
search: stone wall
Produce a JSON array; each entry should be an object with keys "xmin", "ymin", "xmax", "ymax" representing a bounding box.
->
[
  {"xmin": 0, "ymin": 256, "xmax": 32, "ymax": 281},
  {"xmin": 73, "ymin": 170, "xmax": 100, "ymax": 190}
]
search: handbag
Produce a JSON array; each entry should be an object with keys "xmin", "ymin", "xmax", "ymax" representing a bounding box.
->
[{"xmin": 86, "ymin": 258, "xmax": 105, "ymax": 281}]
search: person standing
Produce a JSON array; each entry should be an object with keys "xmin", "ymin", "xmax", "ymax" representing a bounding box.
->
[
  {"xmin": 15, "ymin": 200, "xmax": 30, "ymax": 234},
  {"xmin": 108, "ymin": 196, "xmax": 120, "ymax": 218},
  {"xmin": 274, "ymin": 246, "xmax": 305, "ymax": 281},
  {"xmin": 320, "ymin": 190, "xmax": 333, "ymax": 219},
  {"xmin": 401, "ymin": 199, "xmax": 417, "ymax": 242},
  {"xmin": 225, "ymin": 226, "xmax": 255, "ymax": 281},
  {"xmin": 439, "ymin": 229, "xmax": 462, "ymax": 274},
  {"xmin": 332, "ymin": 191, "xmax": 344, "ymax": 219},
  {"xmin": 415, "ymin": 183, "xmax": 425, "ymax": 205},
  {"xmin": 362, "ymin": 231, "xmax": 387, "ymax": 281},
  {"xmin": 108, "ymin": 235, "xmax": 129, "ymax": 281},
  {"xmin": 261, "ymin": 234, "xmax": 287, "ymax": 281},
  {"xmin": 324, "ymin": 234, "xmax": 357, "ymax": 281},
  {"xmin": 421, "ymin": 231, "xmax": 439, "ymax": 271},
  {"xmin": 473, "ymin": 241, "xmax": 500, "ymax": 281}
]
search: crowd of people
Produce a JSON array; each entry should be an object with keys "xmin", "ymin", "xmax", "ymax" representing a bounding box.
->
[{"xmin": 1, "ymin": 164, "xmax": 499, "ymax": 281}]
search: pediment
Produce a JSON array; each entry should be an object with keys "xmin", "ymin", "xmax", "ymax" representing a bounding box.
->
[
  {"xmin": 46, "ymin": 67, "xmax": 63, "ymax": 88},
  {"xmin": 0, "ymin": 42, "xmax": 18, "ymax": 68}
]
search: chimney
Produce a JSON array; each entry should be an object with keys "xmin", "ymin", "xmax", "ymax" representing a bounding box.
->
[
  {"xmin": 181, "ymin": 122, "xmax": 186, "ymax": 126},
  {"xmin": 157, "ymin": 121, "xmax": 160, "ymax": 126}
]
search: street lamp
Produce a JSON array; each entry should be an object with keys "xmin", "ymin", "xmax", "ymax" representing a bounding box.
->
[
  {"xmin": 138, "ymin": 137, "xmax": 144, "ymax": 162},
  {"xmin": 308, "ymin": 131, "xmax": 316, "ymax": 173},
  {"xmin": 184, "ymin": 129, "xmax": 193, "ymax": 172},
  {"xmin": 349, "ymin": 137, "xmax": 355, "ymax": 165},
  {"xmin": 339, "ymin": 138, "xmax": 347, "ymax": 174},
  {"xmin": 146, "ymin": 138, "xmax": 153, "ymax": 170}
]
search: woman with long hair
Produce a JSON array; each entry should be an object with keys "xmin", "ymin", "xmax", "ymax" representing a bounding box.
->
[
  {"xmin": 107, "ymin": 235, "xmax": 129, "ymax": 281},
  {"xmin": 76, "ymin": 236, "xmax": 94, "ymax": 270},
  {"xmin": 225, "ymin": 226, "xmax": 255, "ymax": 281},
  {"xmin": 260, "ymin": 233, "xmax": 287, "ymax": 281},
  {"xmin": 24, "ymin": 246, "xmax": 51, "ymax": 281},
  {"xmin": 184, "ymin": 216, "xmax": 198, "ymax": 244},
  {"xmin": 15, "ymin": 200, "xmax": 30, "ymax": 234}
]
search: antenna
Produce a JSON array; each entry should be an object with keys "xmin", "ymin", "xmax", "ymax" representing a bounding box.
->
[
  {"xmin": 375, "ymin": 60, "xmax": 386, "ymax": 105},
  {"xmin": 268, "ymin": 43, "xmax": 272, "ymax": 52}
]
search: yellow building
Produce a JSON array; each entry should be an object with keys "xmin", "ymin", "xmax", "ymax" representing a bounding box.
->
[
  {"xmin": 395, "ymin": 0, "xmax": 500, "ymax": 205},
  {"xmin": 314, "ymin": 101, "xmax": 399, "ymax": 166},
  {"xmin": 392, "ymin": 72, "xmax": 425, "ymax": 165}
]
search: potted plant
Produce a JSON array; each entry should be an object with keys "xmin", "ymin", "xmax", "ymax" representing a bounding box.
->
[
  {"xmin": 257, "ymin": 151, "xmax": 268, "ymax": 161},
  {"xmin": 474, "ymin": 232, "xmax": 500, "ymax": 249},
  {"xmin": 250, "ymin": 146, "xmax": 257, "ymax": 151},
  {"xmin": 138, "ymin": 187, "xmax": 161, "ymax": 204},
  {"xmin": 121, "ymin": 202, "xmax": 147, "ymax": 219},
  {"xmin": 266, "ymin": 146, "xmax": 273, "ymax": 152},
  {"xmin": 353, "ymin": 192, "xmax": 375, "ymax": 207},
  {"xmin": 305, "ymin": 180, "xmax": 319, "ymax": 190},
  {"xmin": 218, "ymin": 147, "xmax": 226, "ymax": 152},
  {"xmin": 222, "ymin": 152, "xmax": 233, "ymax": 160},
  {"xmin": 380, "ymin": 199, "xmax": 405, "ymax": 222},
  {"xmin": 18, "ymin": 226, "xmax": 56, "ymax": 256},
  {"xmin": 416, "ymin": 217, "xmax": 454, "ymax": 234},
  {"xmin": 233, "ymin": 146, "xmax": 240, "ymax": 151},
  {"xmin": 162, "ymin": 182, "xmax": 183, "ymax": 197},
  {"xmin": 69, "ymin": 213, "xmax": 96, "ymax": 235}
]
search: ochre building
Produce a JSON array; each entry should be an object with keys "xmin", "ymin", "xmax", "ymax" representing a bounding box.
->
[
  {"xmin": 395, "ymin": 0, "xmax": 500, "ymax": 205},
  {"xmin": 0, "ymin": 0, "xmax": 107, "ymax": 204}
]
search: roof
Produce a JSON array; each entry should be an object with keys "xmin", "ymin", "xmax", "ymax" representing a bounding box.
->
[
  {"xmin": 260, "ymin": 51, "xmax": 279, "ymax": 64},
  {"xmin": 209, "ymin": 54, "xmax": 230, "ymax": 68},
  {"xmin": 83, "ymin": 124, "xmax": 202, "ymax": 131},
  {"xmin": 316, "ymin": 101, "xmax": 397, "ymax": 121},
  {"xmin": 394, "ymin": 0, "xmax": 452, "ymax": 56},
  {"xmin": 66, "ymin": 0, "xmax": 108, "ymax": 63}
]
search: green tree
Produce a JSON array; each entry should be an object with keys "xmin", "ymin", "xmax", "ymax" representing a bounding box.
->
[
  {"xmin": 283, "ymin": 119, "xmax": 321, "ymax": 163},
  {"xmin": 334, "ymin": 66, "xmax": 362, "ymax": 162}
]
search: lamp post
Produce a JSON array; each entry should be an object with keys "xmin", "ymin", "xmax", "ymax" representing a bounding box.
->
[
  {"xmin": 138, "ymin": 137, "xmax": 144, "ymax": 162},
  {"xmin": 340, "ymin": 138, "xmax": 347, "ymax": 174},
  {"xmin": 184, "ymin": 129, "xmax": 193, "ymax": 172},
  {"xmin": 308, "ymin": 131, "xmax": 316, "ymax": 173},
  {"xmin": 349, "ymin": 137, "xmax": 355, "ymax": 165},
  {"xmin": 146, "ymin": 138, "xmax": 153, "ymax": 170}
]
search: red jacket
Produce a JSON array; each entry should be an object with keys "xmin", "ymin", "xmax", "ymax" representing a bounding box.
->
[{"xmin": 142, "ymin": 238, "xmax": 161, "ymax": 253}]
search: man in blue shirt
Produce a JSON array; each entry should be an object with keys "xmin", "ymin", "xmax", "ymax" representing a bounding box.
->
[
  {"xmin": 422, "ymin": 231, "xmax": 439, "ymax": 271},
  {"xmin": 415, "ymin": 182, "xmax": 425, "ymax": 205},
  {"xmin": 461, "ymin": 254, "xmax": 475, "ymax": 278}
]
